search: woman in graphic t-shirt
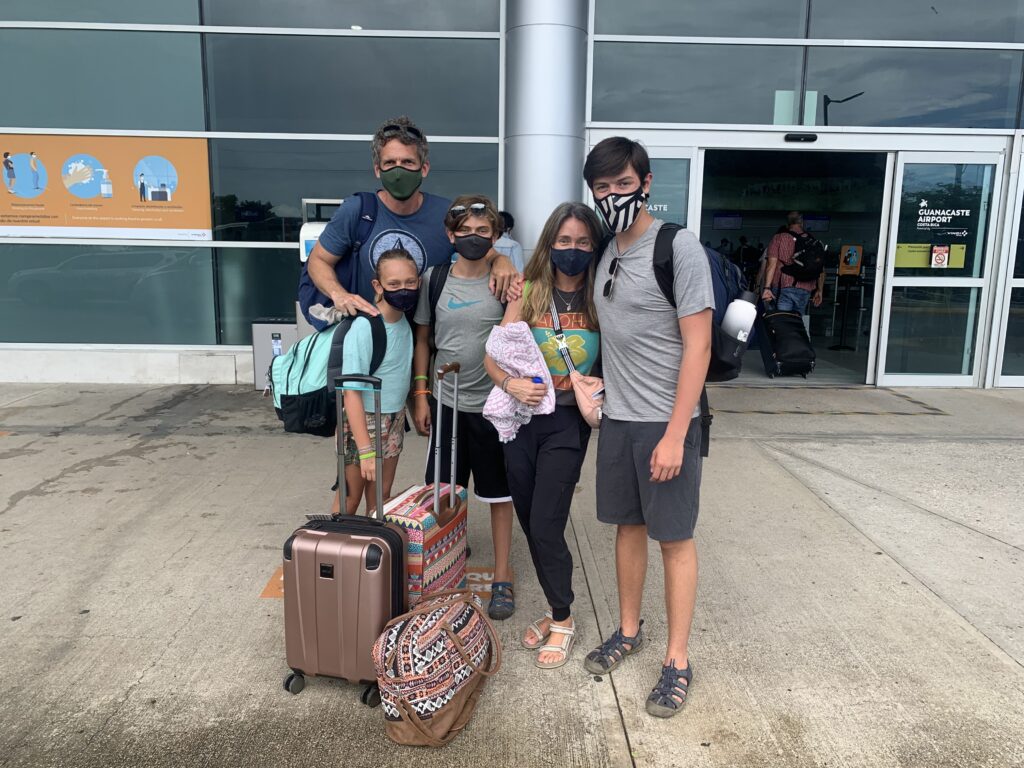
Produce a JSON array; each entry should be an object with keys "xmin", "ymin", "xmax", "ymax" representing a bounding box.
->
[{"xmin": 483, "ymin": 202, "xmax": 604, "ymax": 669}]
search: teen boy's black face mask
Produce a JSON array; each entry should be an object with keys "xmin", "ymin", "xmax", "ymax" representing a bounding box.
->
[{"xmin": 453, "ymin": 234, "xmax": 492, "ymax": 261}]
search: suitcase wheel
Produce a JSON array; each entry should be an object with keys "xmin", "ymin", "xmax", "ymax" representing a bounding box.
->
[
  {"xmin": 361, "ymin": 684, "xmax": 381, "ymax": 708},
  {"xmin": 283, "ymin": 672, "xmax": 305, "ymax": 695}
]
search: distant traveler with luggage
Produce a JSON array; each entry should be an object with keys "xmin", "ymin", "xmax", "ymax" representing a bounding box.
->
[
  {"xmin": 301, "ymin": 116, "xmax": 518, "ymax": 327},
  {"xmin": 760, "ymin": 211, "xmax": 825, "ymax": 314},
  {"xmin": 583, "ymin": 137, "xmax": 713, "ymax": 718},
  {"xmin": 482, "ymin": 202, "xmax": 604, "ymax": 668},
  {"xmin": 412, "ymin": 195, "xmax": 517, "ymax": 621},
  {"xmin": 335, "ymin": 249, "xmax": 419, "ymax": 515}
]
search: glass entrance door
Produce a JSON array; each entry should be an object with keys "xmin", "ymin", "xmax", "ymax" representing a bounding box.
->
[
  {"xmin": 877, "ymin": 152, "xmax": 1003, "ymax": 386},
  {"xmin": 992, "ymin": 171, "xmax": 1024, "ymax": 386}
]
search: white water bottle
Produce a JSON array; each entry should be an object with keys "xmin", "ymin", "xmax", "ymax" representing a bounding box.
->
[{"xmin": 721, "ymin": 291, "xmax": 757, "ymax": 344}]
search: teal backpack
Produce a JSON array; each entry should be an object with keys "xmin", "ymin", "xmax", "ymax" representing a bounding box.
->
[{"xmin": 270, "ymin": 312, "xmax": 387, "ymax": 437}]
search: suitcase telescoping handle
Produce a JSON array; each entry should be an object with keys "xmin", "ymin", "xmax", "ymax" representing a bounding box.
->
[
  {"xmin": 434, "ymin": 362, "xmax": 461, "ymax": 511},
  {"xmin": 335, "ymin": 375, "xmax": 385, "ymax": 520}
]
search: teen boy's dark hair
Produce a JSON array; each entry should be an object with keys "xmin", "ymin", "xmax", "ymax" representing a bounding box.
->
[{"xmin": 583, "ymin": 137, "xmax": 651, "ymax": 188}]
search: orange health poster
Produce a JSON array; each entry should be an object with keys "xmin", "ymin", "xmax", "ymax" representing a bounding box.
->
[{"xmin": 0, "ymin": 135, "xmax": 211, "ymax": 241}]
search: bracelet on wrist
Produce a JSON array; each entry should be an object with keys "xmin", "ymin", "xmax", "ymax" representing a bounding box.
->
[
  {"xmin": 413, "ymin": 374, "xmax": 429, "ymax": 382},
  {"xmin": 358, "ymin": 451, "xmax": 376, "ymax": 461},
  {"xmin": 412, "ymin": 389, "xmax": 431, "ymax": 396},
  {"xmin": 356, "ymin": 444, "xmax": 372, "ymax": 452},
  {"xmin": 500, "ymin": 374, "xmax": 512, "ymax": 393}
]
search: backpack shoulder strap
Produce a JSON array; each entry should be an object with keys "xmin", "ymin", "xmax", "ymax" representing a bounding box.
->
[
  {"xmin": 653, "ymin": 222, "xmax": 683, "ymax": 307},
  {"xmin": 352, "ymin": 191, "xmax": 378, "ymax": 251},
  {"xmin": 699, "ymin": 387, "xmax": 711, "ymax": 458},
  {"xmin": 366, "ymin": 313, "xmax": 388, "ymax": 375},
  {"xmin": 427, "ymin": 261, "xmax": 453, "ymax": 347}
]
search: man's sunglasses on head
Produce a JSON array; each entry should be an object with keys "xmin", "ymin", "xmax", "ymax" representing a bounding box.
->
[{"xmin": 381, "ymin": 124, "xmax": 424, "ymax": 139}]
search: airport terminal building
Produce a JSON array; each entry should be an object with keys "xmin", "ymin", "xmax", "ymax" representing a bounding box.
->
[{"xmin": 2, "ymin": 0, "xmax": 1023, "ymax": 388}]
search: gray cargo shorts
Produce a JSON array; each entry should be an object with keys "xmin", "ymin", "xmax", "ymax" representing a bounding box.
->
[{"xmin": 595, "ymin": 416, "xmax": 703, "ymax": 541}]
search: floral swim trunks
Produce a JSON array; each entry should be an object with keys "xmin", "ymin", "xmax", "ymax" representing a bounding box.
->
[{"xmin": 341, "ymin": 409, "xmax": 405, "ymax": 466}]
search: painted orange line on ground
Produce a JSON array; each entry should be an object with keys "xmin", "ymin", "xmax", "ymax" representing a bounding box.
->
[{"xmin": 260, "ymin": 566, "xmax": 284, "ymax": 598}]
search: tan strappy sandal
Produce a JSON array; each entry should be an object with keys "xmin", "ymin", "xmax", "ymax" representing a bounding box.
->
[
  {"xmin": 535, "ymin": 621, "xmax": 576, "ymax": 669},
  {"xmin": 521, "ymin": 611, "xmax": 552, "ymax": 650}
]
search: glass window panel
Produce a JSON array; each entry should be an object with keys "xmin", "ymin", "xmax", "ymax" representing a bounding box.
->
[
  {"xmin": 210, "ymin": 139, "xmax": 498, "ymax": 242},
  {"xmin": 0, "ymin": 0, "xmax": 199, "ymax": 24},
  {"xmin": 893, "ymin": 163, "xmax": 995, "ymax": 278},
  {"xmin": 594, "ymin": 0, "xmax": 807, "ymax": 37},
  {"xmin": 1015, "ymin": 203, "xmax": 1024, "ymax": 279},
  {"xmin": 648, "ymin": 158, "xmax": 689, "ymax": 227},
  {"xmin": 885, "ymin": 286, "xmax": 980, "ymax": 375},
  {"xmin": 592, "ymin": 43, "xmax": 803, "ymax": 125},
  {"xmin": 805, "ymin": 48, "xmax": 1022, "ymax": 129},
  {"xmin": 215, "ymin": 248, "xmax": 299, "ymax": 345},
  {"xmin": 0, "ymin": 244, "xmax": 215, "ymax": 344},
  {"xmin": 809, "ymin": 0, "xmax": 1024, "ymax": 43},
  {"xmin": 1001, "ymin": 287, "xmax": 1024, "ymax": 376},
  {"xmin": 0, "ymin": 30, "xmax": 204, "ymax": 131},
  {"xmin": 205, "ymin": 35, "xmax": 498, "ymax": 135},
  {"xmin": 201, "ymin": 0, "xmax": 498, "ymax": 31}
]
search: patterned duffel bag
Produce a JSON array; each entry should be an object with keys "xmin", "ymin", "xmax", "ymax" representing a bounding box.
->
[{"xmin": 372, "ymin": 590, "xmax": 501, "ymax": 747}]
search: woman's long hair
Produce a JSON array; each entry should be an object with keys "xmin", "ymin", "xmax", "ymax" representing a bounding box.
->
[{"xmin": 521, "ymin": 202, "xmax": 605, "ymax": 330}]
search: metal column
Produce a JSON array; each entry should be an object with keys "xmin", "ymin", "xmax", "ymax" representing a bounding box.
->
[{"xmin": 504, "ymin": 0, "xmax": 588, "ymax": 254}]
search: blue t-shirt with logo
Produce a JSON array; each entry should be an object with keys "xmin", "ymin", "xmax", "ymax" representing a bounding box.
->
[{"xmin": 318, "ymin": 191, "xmax": 452, "ymax": 303}]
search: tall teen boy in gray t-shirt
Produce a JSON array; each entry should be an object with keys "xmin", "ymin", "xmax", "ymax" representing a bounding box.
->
[{"xmin": 583, "ymin": 137, "xmax": 714, "ymax": 719}]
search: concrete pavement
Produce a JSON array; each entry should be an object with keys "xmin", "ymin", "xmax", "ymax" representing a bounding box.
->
[{"xmin": 0, "ymin": 383, "xmax": 1022, "ymax": 767}]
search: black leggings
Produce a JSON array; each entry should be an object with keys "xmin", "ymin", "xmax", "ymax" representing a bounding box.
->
[{"xmin": 503, "ymin": 405, "xmax": 591, "ymax": 622}]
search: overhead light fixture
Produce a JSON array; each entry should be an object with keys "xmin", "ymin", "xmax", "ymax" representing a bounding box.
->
[{"xmin": 350, "ymin": 25, "xmax": 363, "ymax": 30}]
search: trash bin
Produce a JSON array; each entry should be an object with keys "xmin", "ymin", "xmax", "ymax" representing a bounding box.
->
[{"xmin": 251, "ymin": 318, "xmax": 298, "ymax": 391}]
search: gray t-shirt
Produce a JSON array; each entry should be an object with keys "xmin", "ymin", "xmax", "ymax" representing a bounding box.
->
[
  {"xmin": 414, "ymin": 266, "xmax": 504, "ymax": 413},
  {"xmin": 593, "ymin": 220, "xmax": 714, "ymax": 422}
]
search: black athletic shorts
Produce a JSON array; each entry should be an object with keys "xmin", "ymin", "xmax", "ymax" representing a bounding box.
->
[{"xmin": 424, "ymin": 399, "xmax": 511, "ymax": 503}]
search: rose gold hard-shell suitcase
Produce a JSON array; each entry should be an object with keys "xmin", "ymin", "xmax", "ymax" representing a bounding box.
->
[{"xmin": 282, "ymin": 375, "xmax": 407, "ymax": 706}]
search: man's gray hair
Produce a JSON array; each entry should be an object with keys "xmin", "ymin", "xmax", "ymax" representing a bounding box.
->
[
  {"xmin": 371, "ymin": 116, "xmax": 429, "ymax": 167},
  {"xmin": 787, "ymin": 211, "xmax": 804, "ymax": 227}
]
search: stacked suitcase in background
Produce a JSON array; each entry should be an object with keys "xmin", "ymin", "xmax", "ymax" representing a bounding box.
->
[{"xmin": 281, "ymin": 365, "xmax": 468, "ymax": 704}]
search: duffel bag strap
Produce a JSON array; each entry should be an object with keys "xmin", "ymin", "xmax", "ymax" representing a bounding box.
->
[
  {"xmin": 442, "ymin": 609, "xmax": 502, "ymax": 677},
  {"xmin": 383, "ymin": 590, "xmax": 501, "ymax": 674},
  {"xmin": 395, "ymin": 688, "xmax": 483, "ymax": 748}
]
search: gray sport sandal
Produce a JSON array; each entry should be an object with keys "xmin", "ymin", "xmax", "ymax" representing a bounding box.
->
[
  {"xmin": 645, "ymin": 660, "xmax": 692, "ymax": 718},
  {"xmin": 583, "ymin": 619, "xmax": 645, "ymax": 675}
]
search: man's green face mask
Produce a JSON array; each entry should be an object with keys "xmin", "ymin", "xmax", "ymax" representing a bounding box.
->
[{"xmin": 380, "ymin": 166, "xmax": 424, "ymax": 201}]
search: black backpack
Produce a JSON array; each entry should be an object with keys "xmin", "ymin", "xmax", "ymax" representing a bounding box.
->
[
  {"xmin": 781, "ymin": 230, "xmax": 826, "ymax": 281},
  {"xmin": 597, "ymin": 223, "xmax": 751, "ymax": 456}
]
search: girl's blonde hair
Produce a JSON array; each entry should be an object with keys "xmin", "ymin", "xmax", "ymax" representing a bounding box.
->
[{"xmin": 521, "ymin": 202, "xmax": 604, "ymax": 330}]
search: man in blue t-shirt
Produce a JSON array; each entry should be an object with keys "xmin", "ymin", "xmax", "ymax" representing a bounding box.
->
[{"xmin": 305, "ymin": 116, "xmax": 519, "ymax": 319}]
